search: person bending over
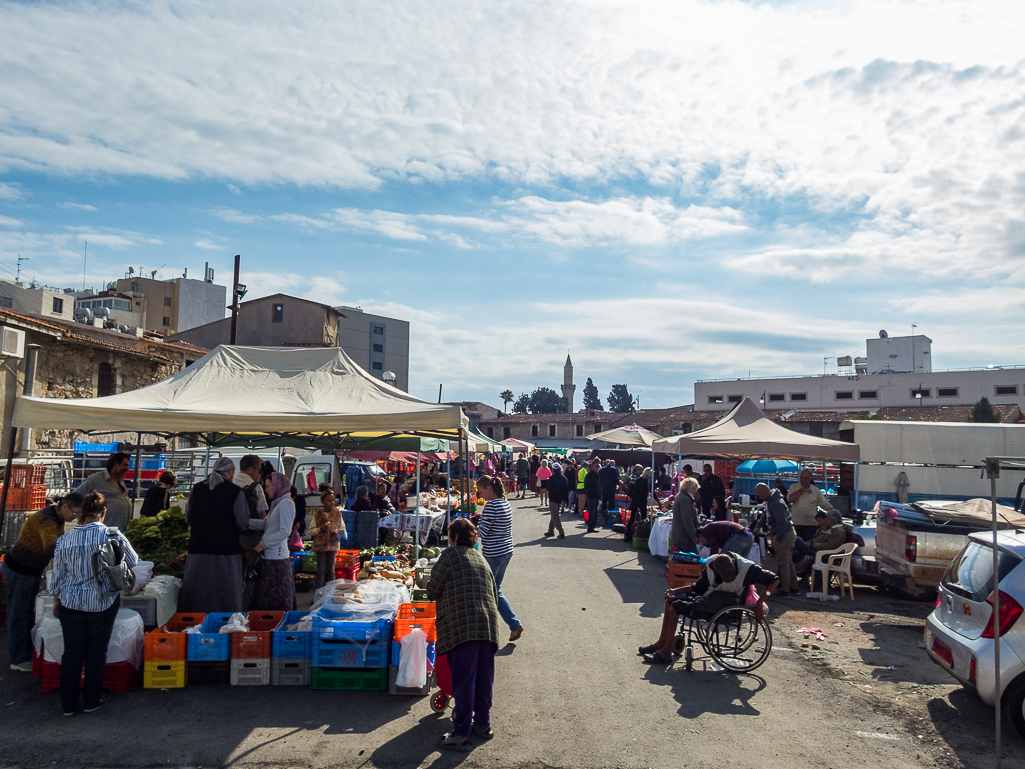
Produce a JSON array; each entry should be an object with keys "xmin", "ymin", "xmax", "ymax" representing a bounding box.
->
[{"xmin": 639, "ymin": 552, "xmax": 779, "ymax": 665}]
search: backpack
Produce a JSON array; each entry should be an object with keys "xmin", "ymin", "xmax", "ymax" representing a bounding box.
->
[{"xmin": 93, "ymin": 527, "xmax": 136, "ymax": 593}]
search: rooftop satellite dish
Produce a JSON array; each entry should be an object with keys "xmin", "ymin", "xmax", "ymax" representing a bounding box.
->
[
  {"xmin": 879, "ymin": 330, "xmax": 888, "ymax": 338},
  {"xmin": 128, "ymin": 267, "xmax": 134, "ymax": 274}
]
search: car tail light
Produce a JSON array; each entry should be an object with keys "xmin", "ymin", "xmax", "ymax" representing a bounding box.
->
[
  {"xmin": 969, "ymin": 656, "xmax": 977, "ymax": 683},
  {"xmin": 936, "ymin": 593, "xmax": 942, "ymax": 608},
  {"xmin": 982, "ymin": 591, "xmax": 1024, "ymax": 638},
  {"xmin": 905, "ymin": 535, "xmax": 918, "ymax": 563}
]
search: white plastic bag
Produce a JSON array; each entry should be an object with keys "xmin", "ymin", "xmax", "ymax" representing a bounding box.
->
[{"xmin": 395, "ymin": 627, "xmax": 428, "ymax": 688}]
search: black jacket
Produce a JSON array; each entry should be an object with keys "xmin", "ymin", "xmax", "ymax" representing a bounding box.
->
[
  {"xmin": 583, "ymin": 470, "xmax": 601, "ymax": 497},
  {"xmin": 139, "ymin": 485, "xmax": 170, "ymax": 518},
  {"xmin": 547, "ymin": 468, "xmax": 570, "ymax": 504}
]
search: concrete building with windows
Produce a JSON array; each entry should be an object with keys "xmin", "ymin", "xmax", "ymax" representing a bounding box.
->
[
  {"xmin": 113, "ymin": 266, "xmax": 226, "ymax": 335},
  {"xmin": 0, "ymin": 280, "xmax": 76, "ymax": 323},
  {"xmin": 694, "ymin": 333, "xmax": 1024, "ymax": 415},
  {"xmin": 167, "ymin": 294, "xmax": 411, "ymax": 391}
]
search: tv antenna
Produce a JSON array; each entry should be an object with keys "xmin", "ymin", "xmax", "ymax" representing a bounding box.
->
[
  {"xmin": 82, "ymin": 240, "xmax": 88, "ymax": 290},
  {"xmin": 16, "ymin": 255, "xmax": 28, "ymax": 281}
]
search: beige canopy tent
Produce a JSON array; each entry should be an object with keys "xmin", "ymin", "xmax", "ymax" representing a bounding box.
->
[
  {"xmin": 652, "ymin": 398, "xmax": 860, "ymax": 462},
  {"xmin": 12, "ymin": 345, "xmax": 468, "ymax": 442}
]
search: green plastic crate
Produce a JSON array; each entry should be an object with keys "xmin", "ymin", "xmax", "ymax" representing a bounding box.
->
[
  {"xmin": 310, "ymin": 666, "xmax": 388, "ymax": 692},
  {"xmin": 410, "ymin": 588, "xmax": 428, "ymax": 602}
]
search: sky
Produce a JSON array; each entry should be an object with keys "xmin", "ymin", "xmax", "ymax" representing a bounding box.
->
[{"xmin": 1, "ymin": 0, "xmax": 1024, "ymax": 409}]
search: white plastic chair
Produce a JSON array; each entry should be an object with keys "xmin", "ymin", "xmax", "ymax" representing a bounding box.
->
[{"xmin": 812, "ymin": 542, "xmax": 857, "ymax": 601}]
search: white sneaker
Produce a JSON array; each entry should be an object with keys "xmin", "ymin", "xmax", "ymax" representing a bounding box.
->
[{"xmin": 10, "ymin": 661, "xmax": 33, "ymax": 672}]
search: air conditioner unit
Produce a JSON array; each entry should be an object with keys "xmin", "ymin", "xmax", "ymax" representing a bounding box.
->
[{"xmin": 0, "ymin": 327, "xmax": 25, "ymax": 359}]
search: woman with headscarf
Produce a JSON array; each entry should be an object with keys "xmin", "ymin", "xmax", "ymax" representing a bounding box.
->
[
  {"xmin": 248, "ymin": 471, "xmax": 298, "ymax": 611},
  {"xmin": 177, "ymin": 457, "xmax": 251, "ymax": 613}
]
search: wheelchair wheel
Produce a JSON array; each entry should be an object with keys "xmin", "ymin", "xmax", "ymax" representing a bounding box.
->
[
  {"xmin": 684, "ymin": 645, "xmax": 694, "ymax": 671},
  {"xmin": 672, "ymin": 634, "xmax": 687, "ymax": 656},
  {"xmin": 702, "ymin": 606, "xmax": 772, "ymax": 673}
]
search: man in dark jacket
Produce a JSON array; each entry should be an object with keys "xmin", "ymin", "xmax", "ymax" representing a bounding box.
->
[
  {"xmin": 598, "ymin": 460, "xmax": 619, "ymax": 515},
  {"xmin": 583, "ymin": 459, "xmax": 602, "ymax": 533},
  {"xmin": 698, "ymin": 464, "xmax": 727, "ymax": 520},
  {"xmin": 545, "ymin": 466, "xmax": 569, "ymax": 539}
]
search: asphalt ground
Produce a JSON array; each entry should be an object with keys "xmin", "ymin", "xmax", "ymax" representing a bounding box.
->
[{"xmin": 1, "ymin": 494, "xmax": 1021, "ymax": 768}]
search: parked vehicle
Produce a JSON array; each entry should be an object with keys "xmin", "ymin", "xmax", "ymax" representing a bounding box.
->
[
  {"xmin": 925, "ymin": 530, "xmax": 1025, "ymax": 738},
  {"xmin": 849, "ymin": 510, "xmax": 879, "ymax": 582},
  {"xmin": 290, "ymin": 454, "xmax": 386, "ymax": 509},
  {"xmin": 876, "ymin": 499, "xmax": 1025, "ymax": 601}
]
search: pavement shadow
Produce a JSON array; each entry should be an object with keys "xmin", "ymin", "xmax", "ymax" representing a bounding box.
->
[
  {"xmin": 603, "ymin": 555, "xmax": 670, "ymax": 619},
  {"xmin": 926, "ymin": 687, "xmax": 1025, "ymax": 765},
  {"xmin": 852, "ymin": 620, "xmax": 950, "ymax": 685},
  {"xmin": 642, "ymin": 664, "xmax": 767, "ymax": 719},
  {"xmin": 369, "ymin": 712, "xmax": 480, "ymax": 768}
]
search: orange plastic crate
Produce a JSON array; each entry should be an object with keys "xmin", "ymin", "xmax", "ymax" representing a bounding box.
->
[
  {"xmin": 147, "ymin": 613, "xmax": 206, "ymax": 661},
  {"xmin": 231, "ymin": 612, "xmax": 285, "ymax": 659},
  {"xmin": 397, "ymin": 603, "xmax": 436, "ymax": 621},
  {"xmin": 334, "ymin": 549, "xmax": 360, "ymax": 570},
  {"xmin": 395, "ymin": 604, "xmax": 437, "ymax": 642}
]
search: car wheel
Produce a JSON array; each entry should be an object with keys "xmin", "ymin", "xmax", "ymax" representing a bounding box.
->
[
  {"xmin": 889, "ymin": 583, "xmax": 937, "ymax": 602},
  {"xmin": 1004, "ymin": 674, "xmax": 1025, "ymax": 740}
]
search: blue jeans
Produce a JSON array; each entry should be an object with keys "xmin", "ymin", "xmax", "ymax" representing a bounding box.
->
[
  {"xmin": 2, "ymin": 561, "xmax": 42, "ymax": 667},
  {"xmin": 723, "ymin": 532, "xmax": 754, "ymax": 558},
  {"xmin": 57, "ymin": 595, "xmax": 120, "ymax": 713},
  {"xmin": 484, "ymin": 552, "xmax": 521, "ymax": 631}
]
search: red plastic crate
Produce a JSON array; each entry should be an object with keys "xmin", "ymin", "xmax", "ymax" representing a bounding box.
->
[
  {"xmin": 230, "ymin": 612, "xmax": 285, "ymax": 659},
  {"xmin": 40, "ymin": 659, "xmax": 137, "ymax": 693},
  {"xmin": 334, "ymin": 566, "xmax": 358, "ymax": 582},
  {"xmin": 26, "ymin": 486, "xmax": 46, "ymax": 509}
]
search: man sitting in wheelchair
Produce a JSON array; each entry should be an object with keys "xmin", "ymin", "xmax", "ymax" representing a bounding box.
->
[{"xmin": 639, "ymin": 552, "xmax": 780, "ymax": 665}]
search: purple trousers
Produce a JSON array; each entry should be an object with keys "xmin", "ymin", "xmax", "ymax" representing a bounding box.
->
[{"xmin": 447, "ymin": 640, "xmax": 497, "ymax": 737}]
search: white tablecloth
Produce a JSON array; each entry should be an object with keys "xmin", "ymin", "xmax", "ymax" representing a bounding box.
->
[
  {"xmin": 32, "ymin": 608, "xmax": 145, "ymax": 668},
  {"xmin": 648, "ymin": 516, "xmax": 673, "ymax": 557}
]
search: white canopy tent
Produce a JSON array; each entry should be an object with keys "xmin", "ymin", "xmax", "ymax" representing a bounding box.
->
[
  {"xmin": 12, "ymin": 345, "xmax": 468, "ymax": 441},
  {"xmin": 652, "ymin": 398, "xmax": 860, "ymax": 462}
]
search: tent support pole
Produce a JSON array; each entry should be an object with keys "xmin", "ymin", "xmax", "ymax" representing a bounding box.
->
[
  {"xmin": 132, "ymin": 432, "xmax": 143, "ymax": 503},
  {"xmin": 986, "ymin": 459, "xmax": 1002, "ymax": 769},
  {"xmin": 446, "ymin": 452, "xmax": 451, "ymax": 530},
  {"xmin": 854, "ymin": 462, "xmax": 860, "ymax": 511},
  {"xmin": 0, "ymin": 427, "xmax": 18, "ymax": 539},
  {"xmin": 415, "ymin": 450, "xmax": 421, "ymax": 562}
]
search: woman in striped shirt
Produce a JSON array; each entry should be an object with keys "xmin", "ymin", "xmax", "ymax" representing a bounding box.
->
[
  {"xmin": 475, "ymin": 476, "xmax": 523, "ymax": 642},
  {"xmin": 50, "ymin": 492, "xmax": 138, "ymax": 716}
]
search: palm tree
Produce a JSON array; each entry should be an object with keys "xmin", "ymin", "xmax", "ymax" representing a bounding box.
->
[{"xmin": 500, "ymin": 389, "xmax": 514, "ymax": 413}]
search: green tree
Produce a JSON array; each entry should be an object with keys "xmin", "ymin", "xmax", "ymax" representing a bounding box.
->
[
  {"xmin": 512, "ymin": 393, "xmax": 530, "ymax": 414},
  {"xmin": 970, "ymin": 396, "xmax": 1000, "ymax": 423},
  {"xmin": 557, "ymin": 396, "xmax": 570, "ymax": 414},
  {"xmin": 528, "ymin": 387, "xmax": 562, "ymax": 414},
  {"xmin": 607, "ymin": 384, "xmax": 636, "ymax": 413},
  {"xmin": 500, "ymin": 389, "xmax": 514, "ymax": 413},
  {"xmin": 583, "ymin": 377, "xmax": 604, "ymax": 411}
]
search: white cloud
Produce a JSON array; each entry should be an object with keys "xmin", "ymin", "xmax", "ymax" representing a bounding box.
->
[
  {"xmin": 227, "ymin": 184, "xmax": 242, "ymax": 195},
  {"xmin": 0, "ymin": 215, "xmax": 24, "ymax": 227},
  {"xmin": 60, "ymin": 202, "xmax": 98, "ymax": 211},
  {"xmin": 193, "ymin": 239, "xmax": 223, "ymax": 250},
  {"xmin": 0, "ymin": 182, "xmax": 23, "ymax": 200},
  {"xmin": 211, "ymin": 208, "xmax": 259, "ymax": 224},
  {"xmin": 330, "ymin": 209, "xmax": 429, "ymax": 241}
]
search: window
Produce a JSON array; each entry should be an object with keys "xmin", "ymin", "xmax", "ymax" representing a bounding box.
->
[
  {"xmin": 163, "ymin": 296, "xmax": 172, "ymax": 307},
  {"xmin": 995, "ymin": 385, "xmax": 1019, "ymax": 396},
  {"xmin": 681, "ymin": 422, "xmax": 692, "ymax": 433},
  {"xmin": 835, "ymin": 391, "xmax": 853, "ymax": 400},
  {"xmin": 503, "ymin": 426, "xmax": 511, "ymax": 439},
  {"xmin": 549, "ymin": 424, "xmax": 557, "ymax": 437},
  {"xmin": 486, "ymin": 427, "xmax": 494, "ymax": 438},
  {"xmin": 373, "ymin": 325, "xmax": 384, "ymax": 335},
  {"xmin": 130, "ymin": 281, "xmax": 138, "ymax": 292},
  {"xmin": 162, "ymin": 317, "xmax": 170, "ymax": 327},
  {"xmin": 769, "ymin": 393, "xmax": 785, "ymax": 402},
  {"xmin": 0, "ymin": 297, "xmax": 11, "ymax": 308},
  {"xmin": 576, "ymin": 424, "xmax": 584, "ymax": 437},
  {"xmin": 372, "ymin": 343, "xmax": 384, "ymax": 353},
  {"xmin": 372, "ymin": 362, "xmax": 383, "ymax": 371},
  {"xmin": 859, "ymin": 390, "xmax": 878, "ymax": 399},
  {"xmin": 910, "ymin": 388, "xmax": 931, "ymax": 399},
  {"xmin": 937, "ymin": 387, "xmax": 959, "ymax": 397},
  {"xmin": 727, "ymin": 395, "xmax": 742, "ymax": 404},
  {"xmin": 808, "ymin": 423, "xmax": 824, "ymax": 437},
  {"xmin": 531, "ymin": 424, "xmax": 539, "ymax": 438},
  {"xmin": 790, "ymin": 393, "xmax": 807, "ymax": 402},
  {"xmin": 52, "ymin": 297, "xmax": 64, "ymax": 314},
  {"xmin": 707, "ymin": 395, "xmax": 723, "ymax": 404},
  {"xmin": 97, "ymin": 362, "xmax": 114, "ymax": 396},
  {"xmin": 272, "ymin": 304, "xmax": 284, "ymax": 323},
  {"xmin": 593, "ymin": 423, "xmax": 602, "ymax": 433}
]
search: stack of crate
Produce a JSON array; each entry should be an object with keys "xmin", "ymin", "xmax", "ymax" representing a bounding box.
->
[
  {"xmin": 143, "ymin": 612, "xmax": 204, "ymax": 688},
  {"xmin": 666, "ymin": 560, "xmax": 704, "ymax": 590},
  {"xmin": 309, "ymin": 611, "xmax": 393, "ymax": 691},
  {"xmin": 185, "ymin": 613, "xmax": 235, "ymax": 685},
  {"xmin": 229, "ymin": 612, "xmax": 284, "ymax": 686},
  {"xmin": 333, "ymin": 549, "xmax": 360, "ymax": 582},
  {"xmin": 389, "ymin": 603, "xmax": 437, "ymax": 696},
  {"xmin": 2, "ymin": 465, "xmax": 47, "ymax": 511},
  {"xmin": 272, "ymin": 611, "xmax": 312, "ymax": 685}
]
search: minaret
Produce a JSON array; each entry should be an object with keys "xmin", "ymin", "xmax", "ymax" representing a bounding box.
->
[{"xmin": 561, "ymin": 354, "xmax": 576, "ymax": 413}]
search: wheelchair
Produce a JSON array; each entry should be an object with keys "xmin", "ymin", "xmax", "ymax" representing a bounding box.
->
[{"xmin": 670, "ymin": 599, "xmax": 773, "ymax": 673}]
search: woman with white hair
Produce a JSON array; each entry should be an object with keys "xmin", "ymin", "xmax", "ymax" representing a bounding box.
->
[{"xmin": 178, "ymin": 456, "xmax": 252, "ymax": 613}]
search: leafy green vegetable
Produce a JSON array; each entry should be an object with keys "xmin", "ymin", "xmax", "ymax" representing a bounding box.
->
[{"xmin": 127, "ymin": 505, "xmax": 190, "ymax": 578}]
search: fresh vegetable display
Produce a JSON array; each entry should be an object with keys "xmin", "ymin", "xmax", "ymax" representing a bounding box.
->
[{"xmin": 125, "ymin": 506, "xmax": 190, "ymax": 578}]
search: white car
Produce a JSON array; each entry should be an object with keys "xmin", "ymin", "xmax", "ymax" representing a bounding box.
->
[{"xmin": 924, "ymin": 530, "xmax": 1025, "ymax": 737}]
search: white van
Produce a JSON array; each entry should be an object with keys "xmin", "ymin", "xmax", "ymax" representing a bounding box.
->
[{"xmin": 291, "ymin": 455, "xmax": 387, "ymax": 509}]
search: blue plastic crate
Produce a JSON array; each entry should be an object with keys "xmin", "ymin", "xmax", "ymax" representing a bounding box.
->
[
  {"xmin": 273, "ymin": 612, "xmax": 312, "ymax": 659},
  {"xmin": 391, "ymin": 640, "xmax": 435, "ymax": 667},
  {"xmin": 311, "ymin": 614, "xmax": 392, "ymax": 668},
  {"xmin": 187, "ymin": 613, "xmax": 235, "ymax": 662},
  {"xmin": 372, "ymin": 556, "xmax": 396, "ymax": 563},
  {"xmin": 74, "ymin": 441, "xmax": 119, "ymax": 453}
]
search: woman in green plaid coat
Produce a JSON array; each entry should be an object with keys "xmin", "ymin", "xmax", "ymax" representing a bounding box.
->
[{"xmin": 426, "ymin": 519, "xmax": 501, "ymax": 751}]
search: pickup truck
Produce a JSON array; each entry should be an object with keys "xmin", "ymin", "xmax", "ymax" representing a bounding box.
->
[{"xmin": 874, "ymin": 498, "xmax": 1025, "ymax": 600}]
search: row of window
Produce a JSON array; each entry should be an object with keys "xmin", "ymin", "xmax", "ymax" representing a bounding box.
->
[
  {"xmin": 78, "ymin": 298, "xmax": 132, "ymax": 312},
  {"xmin": 484, "ymin": 424, "xmax": 602, "ymax": 439},
  {"xmin": 707, "ymin": 384, "xmax": 1021, "ymax": 405}
]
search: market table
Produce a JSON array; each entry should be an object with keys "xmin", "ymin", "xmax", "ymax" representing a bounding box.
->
[
  {"xmin": 647, "ymin": 515, "xmax": 672, "ymax": 557},
  {"xmin": 378, "ymin": 510, "xmax": 446, "ymax": 544}
]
